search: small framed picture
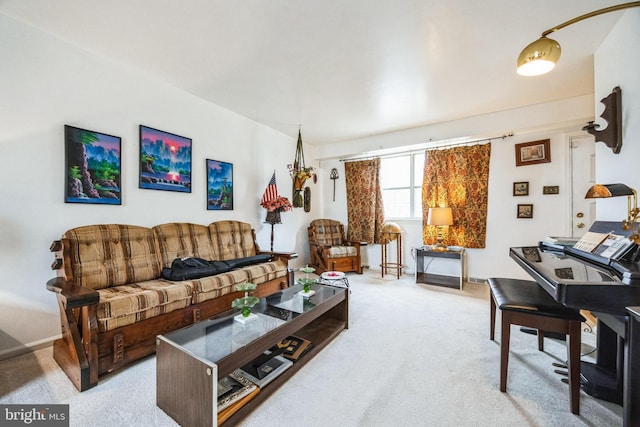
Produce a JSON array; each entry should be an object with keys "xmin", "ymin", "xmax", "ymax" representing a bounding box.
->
[
  {"xmin": 139, "ymin": 125, "xmax": 192, "ymax": 192},
  {"xmin": 206, "ymin": 159, "xmax": 233, "ymax": 210},
  {"xmin": 513, "ymin": 182, "xmax": 529, "ymax": 196},
  {"xmin": 515, "ymin": 139, "xmax": 551, "ymax": 166},
  {"xmin": 517, "ymin": 204, "xmax": 533, "ymax": 218},
  {"xmin": 543, "ymin": 185, "xmax": 559, "ymax": 195}
]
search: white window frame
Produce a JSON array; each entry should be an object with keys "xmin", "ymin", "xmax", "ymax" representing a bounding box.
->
[{"xmin": 380, "ymin": 152, "xmax": 424, "ymax": 220}]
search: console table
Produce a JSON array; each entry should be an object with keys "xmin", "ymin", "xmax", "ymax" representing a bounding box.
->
[
  {"xmin": 415, "ymin": 247, "xmax": 465, "ymax": 290},
  {"xmin": 156, "ymin": 283, "xmax": 348, "ymax": 426}
]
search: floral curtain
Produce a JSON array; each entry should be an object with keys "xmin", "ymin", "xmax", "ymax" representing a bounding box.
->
[
  {"xmin": 422, "ymin": 143, "xmax": 491, "ymax": 248},
  {"xmin": 345, "ymin": 158, "xmax": 385, "ymax": 244}
]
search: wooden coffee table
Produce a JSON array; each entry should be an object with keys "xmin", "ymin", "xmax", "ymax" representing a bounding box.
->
[{"xmin": 156, "ymin": 283, "xmax": 349, "ymax": 426}]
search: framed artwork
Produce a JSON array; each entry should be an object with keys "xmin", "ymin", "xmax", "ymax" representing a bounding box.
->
[
  {"xmin": 65, "ymin": 125, "xmax": 121, "ymax": 205},
  {"xmin": 517, "ymin": 204, "xmax": 533, "ymax": 218},
  {"xmin": 515, "ymin": 139, "xmax": 551, "ymax": 166},
  {"xmin": 543, "ymin": 185, "xmax": 560, "ymax": 195},
  {"xmin": 206, "ymin": 159, "xmax": 233, "ymax": 210},
  {"xmin": 139, "ymin": 125, "xmax": 192, "ymax": 192},
  {"xmin": 513, "ymin": 181, "xmax": 529, "ymax": 196}
]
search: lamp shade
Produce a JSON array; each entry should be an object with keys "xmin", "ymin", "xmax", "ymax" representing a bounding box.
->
[
  {"xmin": 517, "ymin": 36, "xmax": 561, "ymax": 76},
  {"xmin": 427, "ymin": 207, "xmax": 453, "ymax": 226},
  {"xmin": 585, "ymin": 183, "xmax": 635, "ymax": 198}
]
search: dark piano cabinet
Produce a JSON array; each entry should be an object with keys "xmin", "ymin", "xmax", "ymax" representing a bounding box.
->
[{"xmin": 510, "ymin": 239, "xmax": 640, "ymax": 427}]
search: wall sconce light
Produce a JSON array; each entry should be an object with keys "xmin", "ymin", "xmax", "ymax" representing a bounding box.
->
[
  {"xmin": 330, "ymin": 168, "xmax": 339, "ymax": 202},
  {"xmin": 427, "ymin": 207, "xmax": 454, "ymax": 252},
  {"xmin": 517, "ymin": 2, "xmax": 640, "ymax": 76},
  {"xmin": 585, "ymin": 183, "xmax": 640, "ymax": 244}
]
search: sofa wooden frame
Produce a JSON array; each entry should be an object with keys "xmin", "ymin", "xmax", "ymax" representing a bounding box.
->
[{"xmin": 47, "ymin": 230, "xmax": 295, "ymax": 392}]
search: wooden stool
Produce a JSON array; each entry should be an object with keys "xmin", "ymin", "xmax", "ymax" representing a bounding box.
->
[{"xmin": 488, "ymin": 277, "xmax": 585, "ymax": 415}]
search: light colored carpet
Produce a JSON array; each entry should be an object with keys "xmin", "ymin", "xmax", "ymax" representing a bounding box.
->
[{"xmin": 0, "ymin": 272, "xmax": 623, "ymax": 426}]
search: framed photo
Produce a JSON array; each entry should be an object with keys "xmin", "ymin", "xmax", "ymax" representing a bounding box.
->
[
  {"xmin": 517, "ymin": 204, "xmax": 533, "ymax": 218},
  {"xmin": 139, "ymin": 125, "xmax": 191, "ymax": 192},
  {"xmin": 515, "ymin": 139, "xmax": 551, "ymax": 166},
  {"xmin": 513, "ymin": 181, "xmax": 529, "ymax": 196},
  {"xmin": 65, "ymin": 125, "xmax": 121, "ymax": 205},
  {"xmin": 206, "ymin": 159, "xmax": 233, "ymax": 210},
  {"xmin": 543, "ymin": 185, "xmax": 559, "ymax": 195}
]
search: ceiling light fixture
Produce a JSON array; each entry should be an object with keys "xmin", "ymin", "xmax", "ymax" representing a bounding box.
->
[{"xmin": 517, "ymin": 2, "xmax": 640, "ymax": 76}]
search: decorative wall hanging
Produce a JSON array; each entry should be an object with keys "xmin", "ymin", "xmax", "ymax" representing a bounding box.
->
[
  {"xmin": 515, "ymin": 139, "xmax": 551, "ymax": 166},
  {"xmin": 543, "ymin": 185, "xmax": 560, "ymax": 195},
  {"xmin": 330, "ymin": 168, "xmax": 339, "ymax": 201},
  {"xmin": 260, "ymin": 172, "xmax": 292, "ymax": 251},
  {"xmin": 139, "ymin": 125, "xmax": 191, "ymax": 192},
  {"xmin": 206, "ymin": 159, "xmax": 233, "ymax": 210},
  {"xmin": 64, "ymin": 125, "xmax": 121, "ymax": 205},
  {"xmin": 517, "ymin": 204, "xmax": 534, "ymax": 218},
  {"xmin": 513, "ymin": 182, "xmax": 529, "ymax": 196},
  {"xmin": 289, "ymin": 127, "xmax": 314, "ymax": 208},
  {"xmin": 582, "ymin": 86, "xmax": 622, "ymax": 154},
  {"xmin": 304, "ymin": 186, "xmax": 311, "ymax": 212}
]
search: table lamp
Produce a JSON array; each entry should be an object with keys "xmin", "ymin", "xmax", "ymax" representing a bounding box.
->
[
  {"xmin": 427, "ymin": 207, "xmax": 453, "ymax": 252},
  {"xmin": 585, "ymin": 183, "xmax": 640, "ymax": 244}
]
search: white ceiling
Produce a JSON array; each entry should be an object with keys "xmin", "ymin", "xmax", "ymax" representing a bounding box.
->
[{"xmin": 0, "ymin": 0, "xmax": 626, "ymax": 144}]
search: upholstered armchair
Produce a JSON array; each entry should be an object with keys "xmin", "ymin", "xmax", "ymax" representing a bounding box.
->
[{"xmin": 307, "ymin": 219, "xmax": 363, "ymax": 274}]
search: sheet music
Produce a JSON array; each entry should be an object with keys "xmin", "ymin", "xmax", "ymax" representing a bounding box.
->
[{"xmin": 573, "ymin": 231, "xmax": 609, "ymax": 253}]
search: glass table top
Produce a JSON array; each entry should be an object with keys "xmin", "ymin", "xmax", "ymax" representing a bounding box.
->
[{"xmin": 160, "ymin": 283, "xmax": 344, "ymax": 363}]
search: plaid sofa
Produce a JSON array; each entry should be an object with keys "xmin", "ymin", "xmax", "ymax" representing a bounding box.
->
[{"xmin": 48, "ymin": 221, "xmax": 295, "ymax": 391}]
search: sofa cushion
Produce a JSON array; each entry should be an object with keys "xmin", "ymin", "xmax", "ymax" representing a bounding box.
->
[
  {"xmin": 62, "ymin": 224, "xmax": 163, "ymax": 290},
  {"xmin": 153, "ymin": 223, "xmax": 217, "ymax": 268},
  {"xmin": 96, "ymin": 279, "xmax": 194, "ymax": 332},
  {"xmin": 191, "ymin": 260, "xmax": 287, "ymax": 304},
  {"xmin": 327, "ymin": 246, "xmax": 358, "ymax": 258},
  {"xmin": 208, "ymin": 221, "xmax": 257, "ymax": 260},
  {"xmin": 191, "ymin": 269, "xmax": 250, "ymax": 304},
  {"xmin": 241, "ymin": 260, "xmax": 288, "ymax": 284},
  {"xmin": 310, "ymin": 219, "xmax": 344, "ymax": 246}
]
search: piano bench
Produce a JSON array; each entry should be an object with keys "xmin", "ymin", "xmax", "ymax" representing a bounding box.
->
[{"xmin": 488, "ymin": 277, "xmax": 585, "ymax": 415}]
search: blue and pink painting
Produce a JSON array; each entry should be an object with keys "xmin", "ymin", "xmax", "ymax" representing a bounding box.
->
[
  {"xmin": 139, "ymin": 125, "xmax": 192, "ymax": 192},
  {"xmin": 207, "ymin": 159, "xmax": 233, "ymax": 210},
  {"xmin": 65, "ymin": 125, "xmax": 121, "ymax": 205}
]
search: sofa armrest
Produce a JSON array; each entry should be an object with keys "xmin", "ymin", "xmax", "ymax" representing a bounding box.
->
[
  {"xmin": 47, "ymin": 277, "xmax": 99, "ymax": 309},
  {"xmin": 258, "ymin": 251, "xmax": 298, "ymax": 261}
]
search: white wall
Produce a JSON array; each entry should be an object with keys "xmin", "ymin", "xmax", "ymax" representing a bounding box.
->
[
  {"xmin": 0, "ymin": 15, "xmax": 320, "ymax": 356},
  {"xmin": 593, "ymin": 10, "xmax": 640, "ymax": 218},
  {"xmin": 318, "ymin": 103, "xmax": 593, "ymax": 282}
]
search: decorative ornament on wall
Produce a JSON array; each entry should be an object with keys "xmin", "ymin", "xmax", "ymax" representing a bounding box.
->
[
  {"xmin": 289, "ymin": 126, "xmax": 314, "ymax": 208},
  {"xmin": 582, "ymin": 86, "xmax": 622, "ymax": 154},
  {"xmin": 330, "ymin": 168, "xmax": 339, "ymax": 201}
]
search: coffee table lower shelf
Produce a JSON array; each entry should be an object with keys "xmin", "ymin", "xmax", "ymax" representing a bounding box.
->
[{"xmin": 156, "ymin": 286, "xmax": 348, "ymax": 427}]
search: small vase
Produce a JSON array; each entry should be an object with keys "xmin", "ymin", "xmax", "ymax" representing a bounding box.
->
[
  {"xmin": 265, "ymin": 209, "xmax": 282, "ymax": 224},
  {"xmin": 293, "ymin": 190, "xmax": 304, "ymax": 208}
]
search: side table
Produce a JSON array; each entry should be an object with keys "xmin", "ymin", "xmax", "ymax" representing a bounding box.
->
[
  {"xmin": 415, "ymin": 247, "xmax": 465, "ymax": 290},
  {"xmin": 317, "ymin": 271, "xmax": 350, "ymax": 289}
]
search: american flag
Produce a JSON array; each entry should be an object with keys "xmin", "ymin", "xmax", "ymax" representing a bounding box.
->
[{"xmin": 261, "ymin": 172, "xmax": 279, "ymax": 205}]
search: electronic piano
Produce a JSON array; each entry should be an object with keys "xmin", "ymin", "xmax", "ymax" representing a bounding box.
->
[{"xmin": 509, "ymin": 221, "xmax": 640, "ymax": 427}]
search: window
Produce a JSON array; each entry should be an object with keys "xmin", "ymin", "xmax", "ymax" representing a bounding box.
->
[{"xmin": 380, "ymin": 153, "xmax": 424, "ymax": 219}]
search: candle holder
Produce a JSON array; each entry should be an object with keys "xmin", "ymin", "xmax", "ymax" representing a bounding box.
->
[
  {"xmin": 298, "ymin": 265, "xmax": 316, "ymax": 297},
  {"xmin": 231, "ymin": 282, "xmax": 259, "ymax": 324}
]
